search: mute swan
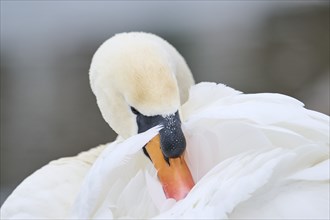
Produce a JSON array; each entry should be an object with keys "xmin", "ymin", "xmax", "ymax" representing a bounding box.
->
[{"xmin": 1, "ymin": 32, "xmax": 329, "ymax": 219}]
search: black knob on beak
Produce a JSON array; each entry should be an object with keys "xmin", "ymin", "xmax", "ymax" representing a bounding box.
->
[
  {"xmin": 159, "ymin": 112, "xmax": 186, "ymax": 158},
  {"xmin": 132, "ymin": 108, "xmax": 186, "ymax": 160}
]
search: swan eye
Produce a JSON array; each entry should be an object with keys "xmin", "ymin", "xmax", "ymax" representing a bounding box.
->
[{"xmin": 130, "ymin": 107, "xmax": 140, "ymax": 115}]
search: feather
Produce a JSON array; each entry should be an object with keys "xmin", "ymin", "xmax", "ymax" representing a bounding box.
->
[{"xmin": 71, "ymin": 125, "xmax": 162, "ymax": 219}]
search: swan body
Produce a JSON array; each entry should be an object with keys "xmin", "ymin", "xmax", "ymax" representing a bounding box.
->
[{"xmin": 1, "ymin": 32, "xmax": 329, "ymax": 219}]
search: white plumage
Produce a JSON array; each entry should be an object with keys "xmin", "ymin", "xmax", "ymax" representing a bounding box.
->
[{"xmin": 1, "ymin": 32, "xmax": 329, "ymax": 219}]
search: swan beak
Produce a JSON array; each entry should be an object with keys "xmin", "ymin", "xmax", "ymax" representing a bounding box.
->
[
  {"xmin": 134, "ymin": 109, "xmax": 195, "ymax": 200},
  {"xmin": 145, "ymin": 134, "xmax": 195, "ymax": 201}
]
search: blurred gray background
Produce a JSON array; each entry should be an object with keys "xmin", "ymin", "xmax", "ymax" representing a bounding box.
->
[{"xmin": 1, "ymin": 1, "xmax": 329, "ymax": 205}]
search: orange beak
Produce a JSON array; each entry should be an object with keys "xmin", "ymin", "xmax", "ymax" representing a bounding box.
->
[{"xmin": 145, "ymin": 134, "xmax": 195, "ymax": 201}]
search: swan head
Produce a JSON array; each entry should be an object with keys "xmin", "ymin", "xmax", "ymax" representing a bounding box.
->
[{"xmin": 89, "ymin": 32, "xmax": 195, "ymax": 200}]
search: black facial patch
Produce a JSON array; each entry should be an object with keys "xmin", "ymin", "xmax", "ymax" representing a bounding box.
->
[
  {"xmin": 158, "ymin": 112, "xmax": 186, "ymax": 159},
  {"xmin": 131, "ymin": 107, "xmax": 186, "ymax": 160}
]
